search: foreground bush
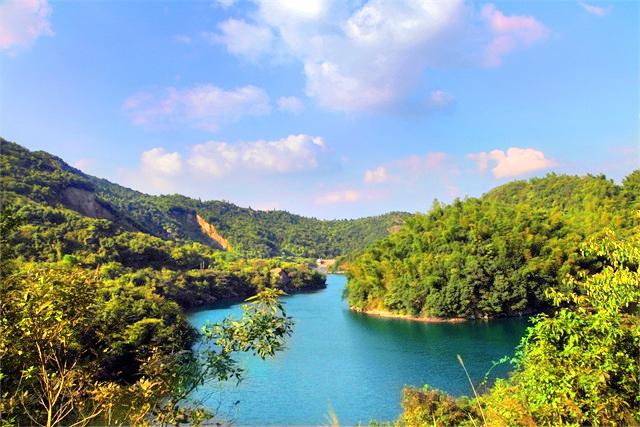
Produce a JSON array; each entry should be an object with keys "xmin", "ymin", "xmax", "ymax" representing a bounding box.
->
[
  {"xmin": 399, "ymin": 227, "xmax": 640, "ymax": 426},
  {"xmin": 0, "ymin": 260, "xmax": 293, "ymax": 426}
]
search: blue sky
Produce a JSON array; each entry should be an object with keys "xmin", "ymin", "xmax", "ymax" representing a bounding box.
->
[{"xmin": 1, "ymin": 0, "xmax": 638, "ymax": 219}]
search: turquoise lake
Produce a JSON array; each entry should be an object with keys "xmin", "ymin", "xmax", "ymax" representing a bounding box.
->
[{"xmin": 187, "ymin": 274, "xmax": 530, "ymax": 425}]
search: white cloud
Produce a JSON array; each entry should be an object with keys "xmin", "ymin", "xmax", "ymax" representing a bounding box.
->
[
  {"xmin": 315, "ymin": 189, "xmax": 361, "ymax": 205},
  {"xmin": 301, "ymin": 1, "xmax": 464, "ymax": 112},
  {"xmin": 205, "ymin": 19, "xmax": 273, "ymax": 60},
  {"xmin": 469, "ymin": 147, "xmax": 554, "ymax": 178},
  {"xmin": 364, "ymin": 166, "xmax": 391, "ymax": 184},
  {"xmin": 579, "ymin": 2, "xmax": 610, "ymax": 16},
  {"xmin": 124, "ymin": 134, "xmax": 329, "ymax": 195},
  {"xmin": 467, "ymin": 152, "xmax": 490, "ymax": 172},
  {"xmin": 141, "ymin": 148, "xmax": 183, "ymax": 176},
  {"xmin": 0, "ymin": 0, "xmax": 53, "ymax": 50},
  {"xmin": 188, "ymin": 134, "xmax": 326, "ymax": 176},
  {"xmin": 123, "ymin": 84, "xmax": 270, "ymax": 131},
  {"xmin": 212, "ymin": 0, "xmax": 547, "ymax": 112},
  {"xmin": 481, "ymin": 3, "xmax": 548, "ymax": 67},
  {"xmin": 121, "ymin": 148, "xmax": 183, "ymax": 193},
  {"xmin": 261, "ymin": 0, "xmax": 330, "ymax": 21},
  {"xmin": 277, "ymin": 96, "xmax": 304, "ymax": 114}
]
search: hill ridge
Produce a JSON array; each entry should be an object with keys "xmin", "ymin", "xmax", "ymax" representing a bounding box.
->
[{"xmin": 0, "ymin": 137, "xmax": 409, "ymax": 258}]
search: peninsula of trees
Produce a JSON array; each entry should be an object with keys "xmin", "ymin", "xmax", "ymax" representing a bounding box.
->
[{"xmin": 346, "ymin": 170, "xmax": 639, "ymax": 319}]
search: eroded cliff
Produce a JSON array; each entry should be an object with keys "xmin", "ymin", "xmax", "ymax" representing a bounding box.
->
[{"xmin": 196, "ymin": 214, "xmax": 232, "ymax": 251}]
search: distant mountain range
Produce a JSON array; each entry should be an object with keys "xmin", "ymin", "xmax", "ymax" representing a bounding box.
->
[{"xmin": 0, "ymin": 138, "xmax": 408, "ymax": 259}]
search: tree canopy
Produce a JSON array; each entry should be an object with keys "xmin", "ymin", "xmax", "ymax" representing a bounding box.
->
[
  {"xmin": 399, "ymin": 226, "xmax": 640, "ymax": 425},
  {"xmin": 346, "ymin": 171, "xmax": 638, "ymax": 318},
  {"xmin": 1, "ymin": 138, "xmax": 408, "ymax": 259}
]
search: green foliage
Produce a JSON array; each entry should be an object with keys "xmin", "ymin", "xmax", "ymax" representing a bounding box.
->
[
  {"xmin": 0, "ymin": 138, "xmax": 325, "ymax": 425},
  {"xmin": 0, "ymin": 262, "xmax": 195, "ymax": 425},
  {"xmin": 2, "ymin": 189, "xmax": 326, "ymax": 311},
  {"xmin": 201, "ymin": 288, "xmax": 294, "ymax": 383},
  {"xmin": 0, "ymin": 262, "xmax": 296, "ymax": 425},
  {"xmin": 398, "ymin": 228, "xmax": 640, "ymax": 426},
  {"xmin": 346, "ymin": 172, "xmax": 637, "ymax": 318},
  {"xmin": 488, "ymin": 229, "xmax": 640, "ymax": 425},
  {"xmin": 109, "ymin": 288, "xmax": 295, "ymax": 426},
  {"xmin": 1, "ymin": 138, "xmax": 408, "ymax": 259},
  {"xmin": 399, "ymin": 386, "xmax": 479, "ymax": 426}
]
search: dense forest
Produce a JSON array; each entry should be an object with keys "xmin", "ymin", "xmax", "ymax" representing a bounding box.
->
[
  {"xmin": 0, "ymin": 138, "xmax": 408, "ymax": 258},
  {"xmin": 0, "ymin": 139, "xmax": 329, "ymax": 425},
  {"xmin": 396, "ymin": 227, "xmax": 639, "ymax": 425},
  {"xmin": 346, "ymin": 171, "xmax": 639, "ymax": 319},
  {"xmin": 2, "ymin": 137, "xmax": 638, "ymax": 425}
]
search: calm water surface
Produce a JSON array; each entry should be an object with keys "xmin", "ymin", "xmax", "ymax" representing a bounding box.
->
[{"xmin": 187, "ymin": 274, "xmax": 529, "ymax": 425}]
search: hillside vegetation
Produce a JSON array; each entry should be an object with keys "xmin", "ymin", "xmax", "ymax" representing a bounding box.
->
[
  {"xmin": 398, "ymin": 227, "xmax": 639, "ymax": 425},
  {"xmin": 346, "ymin": 170, "xmax": 639, "ymax": 319},
  {"xmin": 1, "ymin": 138, "xmax": 407, "ymax": 258},
  {"xmin": 0, "ymin": 139, "xmax": 328, "ymax": 425}
]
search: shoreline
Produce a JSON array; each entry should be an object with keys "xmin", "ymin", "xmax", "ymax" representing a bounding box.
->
[
  {"xmin": 184, "ymin": 282, "xmax": 328, "ymax": 314},
  {"xmin": 351, "ymin": 307, "xmax": 468, "ymax": 323}
]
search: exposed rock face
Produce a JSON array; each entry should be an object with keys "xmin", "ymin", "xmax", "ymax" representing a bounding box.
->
[
  {"xmin": 315, "ymin": 259, "xmax": 336, "ymax": 270},
  {"xmin": 388, "ymin": 224, "xmax": 403, "ymax": 234},
  {"xmin": 61, "ymin": 187, "xmax": 115, "ymax": 220},
  {"xmin": 195, "ymin": 214, "xmax": 232, "ymax": 251}
]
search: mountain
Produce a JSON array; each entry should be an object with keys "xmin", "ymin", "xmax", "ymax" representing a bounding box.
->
[
  {"xmin": 0, "ymin": 139, "xmax": 332, "ymax": 426},
  {"xmin": 0, "ymin": 138, "xmax": 408, "ymax": 259},
  {"xmin": 345, "ymin": 170, "xmax": 639, "ymax": 319}
]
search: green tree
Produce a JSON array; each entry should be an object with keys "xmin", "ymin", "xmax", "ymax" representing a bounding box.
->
[
  {"xmin": 398, "ymin": 227, "xmax": 640, "ymax": 426},
  {"xmin": 0, "ymin": 262, "xmax": 294, "ymax": 426},
  {"xmin": 489, "ymin": 228, "xmax": 640, "ymax": 425}
]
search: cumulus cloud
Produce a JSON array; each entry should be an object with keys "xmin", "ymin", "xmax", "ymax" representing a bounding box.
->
[
  {"xmin": 187, "ymin": 134, "xmax": 326, "ymax": 176},
  {"xmin": 469, "ymin": 147, "xmax": 554, "ymax": 178},
  {"xmin": 579, "ymin": 2, "xmax": 610, "ymax": 16},
  {"xmin": 204, "ymin": 19, "xmax": 273, "ymax": 60},
  {"xmin": 315, "ymin": 190, "xmax": 361, "ymax": 205},
  {"xmin": 141, "ymin": 148, "xmax": 183, "ymax": 176},
  {"xmin": 300, "ymin": 1, "xmax": 464, "ymax": 112},
  {"xmin": 121, "ymin": 148, "xmax": 183, "ymax": 193},
  {"xmin": 277, "ymin": 96, "xmax": 304, "ymax": 114},
  {"xmin": 211, "ymin": 0, "xmax": 547, "ymax": 112},
  {"xmin": 481, "ymin": 3, "xmax": 548, "ymax": 67},
  {"xmin": 123, "ymin": 84, "xmax": 270, "ymax": 131},
  {"xmin": 364, "ymin": 166, "xmax": 391, "ymax": 184},
  {"xmin": 0, "ymin": 0, "xmax": 53, "ymax": 50},
  {"xmin": 124, "ymin": 135, "xmax": 328, "ymax": 194}
]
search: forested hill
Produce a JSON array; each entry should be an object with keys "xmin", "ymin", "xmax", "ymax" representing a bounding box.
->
[
  {"xmin": 346, "ymin": 170, "xmax": 639, "ymax": 319},
  {"xmin": 0, "ymin": 138, "xmax": 408, "ymax": 258},
  {"xmin": 1, "ymin": 137, "xmax": 331, "ymax": 425}
]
